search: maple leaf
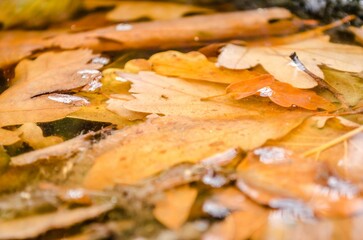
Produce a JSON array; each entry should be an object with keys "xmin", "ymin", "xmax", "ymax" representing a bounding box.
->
[
  {"xmin": 105, "ymin": 1, "xmax": 213, "ymax": 22},
  {"xmin": 218, "ymin": 36, "xmax": 363, "ymax": 89},
  {"xmin": 153, "ymin": 185, "xmax": 197, "ymax": 230},
  {"xmin": 148, "ymin": 51, "xmax": 257, "ymax": 84},
  {"xmin": 0, "ymin": 49, "xmax": 104, "ymax": 127},
  {"xmin": 226, "ymin": 74, "xmax": 336, "ymax": 110}
]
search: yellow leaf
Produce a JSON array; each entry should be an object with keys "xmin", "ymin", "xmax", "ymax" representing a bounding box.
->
[
  {"xmin": 149, "ymin": 51, "xmax": 257, "ymax": 84},
  {"xmin": 153, "ymin": 185, "xmax": 197, "ymax": 230},
  {"xmin": 349, "ymin": 26, "xmax": 363, "ymax": 45},
  {"xmin": 0, "ymin": 128, "xmax": 21, "ymax": 146},
  {"xmin": 83, "ymin": 111, "xmax": 307, "ymax": 189},
  {"xmin": 218, "ymin": 36, "xmax": 363, "ymax": 89}
]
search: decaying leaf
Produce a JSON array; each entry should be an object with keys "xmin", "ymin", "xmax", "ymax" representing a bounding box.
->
[
  {"xmin": 0, "ymin": 128, "xmax": 21, "ymax": 146},
  {"xmin": 148, "ymin": 51, "xmax": 257, "ymax": 84},
  {"xmin": 153, "ymin": 185, "xmax": 198, "ymax": 230},
  {"xmin": 83, "ymin": 110, "xmax": 307, "ymax": 189},
  {"xmin": 0, "ymin": 203, "xmax": 113, "ymax": 240},
  {"xmin": 226, "ymin": 74, "xmax": 336, "ymax": 110},
  {"xmin": 106, "ymin": 1, "xmax": 213, "ymax": 22},
  {"xmin": 218, "ymin": 36, "xmax": 363, "ymax": 89},
  {"xmin": 0, "ymin": 50, "xmax": 104, "ymax": 127}
]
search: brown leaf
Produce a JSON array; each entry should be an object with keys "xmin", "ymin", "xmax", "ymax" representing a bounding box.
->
[
  {"xmin": 106, "ymin": 1, "xmax": 213, "ymax": 22},
  {"xmin": 349, "ymin": 26, "xmax": 363, "ymax": 45},
  {"xmin": 49, "ymin": 8, "xmax": 302, "ymax": 51},
  {"xmin": 153, "ymin": 185, "xmax": 198, "ymax": 230},
  {"xmin": 226, "ymin": 74, "xmax": 336, "ymax": 110},
  {"xmin": 0, "ymin": 203, "xmax": 113, "ymax": 240},
  {"xmin": 0, "ymin": 128, "xmax": 21, "ymax": 146},
  {"xmin": 0, "ymin": 50, "xmax": 103, "ymax": 127},
  {"xmin": 17, "ymin": 123, "xmax": 63, "ymax": 149}
]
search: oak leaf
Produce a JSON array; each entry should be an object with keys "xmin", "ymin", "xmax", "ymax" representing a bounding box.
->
[
  {"xmin": 153, "ymin": 185, "xmax": 197, "ymax": 230},
  {"xmin": 106, "ymin": 1, "xmax": 213, "ymax": 22},
  {"xmin": 218, "ymin": 36, "xmax": 363, "ymax": 89},
  {"xmin": 226, "ymin": 74, "xmax": 336, "ymax": 110},
  {"xmin": 0, "ymin": 50, "xmax": 103, "ymax": 127}
]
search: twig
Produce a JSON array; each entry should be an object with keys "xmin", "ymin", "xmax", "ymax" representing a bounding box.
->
[
  {"xmin": 302, "ymin": 125, "xmax": 363, "ymax": 157},
  {"xmin": 289, "ymin": 52, "xmax": 349, "ymax": 108}
]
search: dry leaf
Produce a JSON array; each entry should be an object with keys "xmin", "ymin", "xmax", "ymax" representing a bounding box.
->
[
  {"xmin": 218, "ymin": 36, "xmax": 363, "ymax": 89},
  {"xmin": 49, "ymin": 8, "xmax": 301, "ymax": 51},
  {"xmin": 17, "ymin": 123, "xmax": 63, "ymax": 149},
  {"xmin": 148, "ymin": 51, "xmax": 257, "ymax": 84},
  {"xmin": 226, "ymin": 74, "xmax": 336, "ymax": 110},
  {"xmin": 106, "ymin": 95, "xmax": 146, "ymax": 121},
  {"xmin": 106, "ymin": 1, "xmax": 213, "ymax": 22},
  {"xmin": 83, "ymin": 110, "xmax": 307, "ymax": 189},
  {"xmin": 0, "ymin": 203, "xmax": 113, "ymax": 240},
  {"xmin": 153, "ymin": 185, "xmax": 198, "ymax": 230},
  {"xmin": 0, "ymin": 50, "xmax": 103, "ymax": 127}
]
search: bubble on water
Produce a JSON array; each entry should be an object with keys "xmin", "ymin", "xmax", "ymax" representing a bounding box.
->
[{"xmin": 202, "ymin": 200, "xmax": 230, "ymax": 218}]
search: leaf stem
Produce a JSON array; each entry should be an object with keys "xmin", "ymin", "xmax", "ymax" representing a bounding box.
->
[{"xmin": 302, "ymin": 125, "xmax": 363, "ymax": 157}]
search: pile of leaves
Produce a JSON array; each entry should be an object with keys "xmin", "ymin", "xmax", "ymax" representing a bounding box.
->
[{"xmin": 0, "ymin": 0, "xmax": 363, "ymax": 239}]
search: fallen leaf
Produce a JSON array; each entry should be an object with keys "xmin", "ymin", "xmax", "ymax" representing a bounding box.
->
[
  {"xmin": 218, "ymin": 36, "xmax": 363, "ymax": 89},
  {"xmin": 0, "ymin": 203, "xmax": 113, "ymax": 240},
  {"xmin": 49, "ymin": 8, "xmax": 302, "ymax": 51},
  {"xmin": 237, "ymin": 147, "xmax": 363, "ymax": 217},
  {"xmin": 349, "ymin": 26, "xmax": 363, "ymax": 45},
  {"xmin": 17, "ymin": 123, "xmax": 63, "ymax": 149},
  {"xmin": 0, "ymin": 128, "xmax": 21, "ymax": 146},
  {"xmin": 226, "ymin": 74, "xmax": 336, "ymax": 110},
  {"xmin": 0, "ymin": 50, "xmax": 103, "ymax": 127},
  {"xmin": 322, "ymin": 66, "xmax": 363, "ymax": 107},
  {"xmin": 153, "ymin": 185, "xmax": 198, "ymax": 230},
  {"xmin": 83, "ymin": 111, "xmax": 307, "ymax": 189},
  {"xmin": 106, "ymin": 95, "xmax": 146, "ymax": 121},
  {"xmin": 148, "ymin": 51, "xmax": 257, "ymax": 84},
  {"xmin": 106, "ymin": 1, "xmax": 213, "ymax": 22}
]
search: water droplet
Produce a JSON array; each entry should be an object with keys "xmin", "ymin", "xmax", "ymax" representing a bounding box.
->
[
  {"xmin": 67, "ymin": 189, "xmax": 85, "ymax": 200},
  {"xmin": 202, "ymin": 172, "xmax": 227, "ymax": 187},
  {"xmin": 115, "ymin": 23, "xmax": 133, "ymax": 31},
  {"xmin": 48, "ymin": 94, "xmax": 90, "ymax": 106},
  {"xmin": 254, "ymin": 147, "xmax": 291, "ymax": 164},
  {"xmin": 77, "ymin": 69, "xmax": 102, "ymax": 81},
  {"xmin": 257, "ymin": 86, "xmax": 273, "ymax": 97},
  {"xmin": 91, "ymin": 56, "xmax": 110, "ymax": 65},
  {"xmin": 288, "ymin": 60, "xmax": 306, "ymax": 71},
  {"xmin": 203, "ymin": 200, "xmax": 230, "ymax": 218}
]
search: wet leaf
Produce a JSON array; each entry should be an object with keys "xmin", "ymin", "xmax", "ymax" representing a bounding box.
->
[
  {"xmin": 0, "ymin": 50, "xmax": 104, "ymax": 127},
  {"xmin": 226, "ymin": 74, "xmax": 336, "ymax": 110},
  {"xmin": 106, "ymin": 1, "xmax": 213, "ymax": 22},
  {"xmin": 218, "ymin": 36, "xmax": 363, "ymax": 89},
  {"xmin": 17, "ymin": 123, "xmax": 63, "ymax": 149},
  {"xmin": 153, "ymin": 185, "xmax": 198, "ymax": 230},
  {"xmin": 0, "ymin": 128, "xmax": 21, "ymax": 146},
  {"xmin": 49, "ymin": 8, "xmax": 302, "ymax": 50},
  {"xmin": 148, "ymin": 51, "xmax": 257, "ymax": 84},
  {"xmin": 0, "ymin": 203, "xmax": 113, "ymax": 240},
  {"xmin": 84, "ymin": 111, "xmax": 306, "ymax": 189}
]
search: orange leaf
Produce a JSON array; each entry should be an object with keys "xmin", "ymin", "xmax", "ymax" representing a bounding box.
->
[
  {"xmin": 227, "ymin": 75, "xmax": 335, "ymax": 111},
  {"xmin": 153, "ymin": 185, "xmax": 197, "ymax": 230}
]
